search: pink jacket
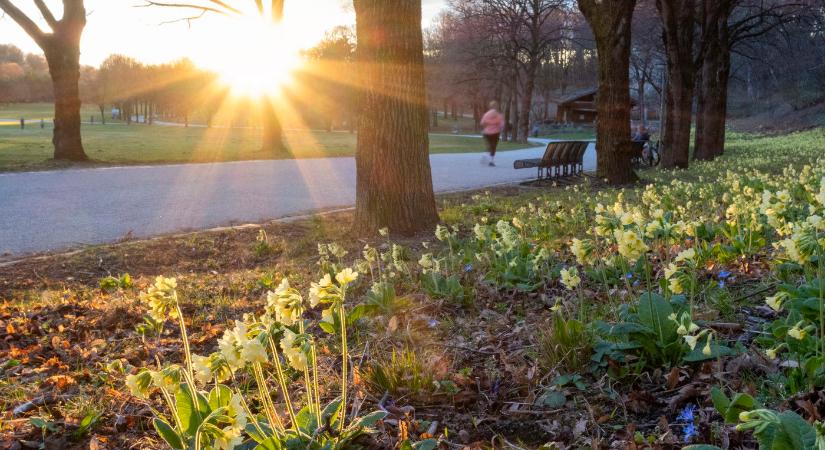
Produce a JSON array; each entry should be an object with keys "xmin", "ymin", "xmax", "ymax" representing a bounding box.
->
[{"xmin": 480, "ymin": 109, "xmax": 504, "ymax": 135}]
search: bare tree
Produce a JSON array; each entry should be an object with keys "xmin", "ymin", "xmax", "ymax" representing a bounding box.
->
[
  {"xmin": 693, "ymin": 0, "xmax": 807, "ymax": 160},
  {"xmin": 577, "ymin": 0, "xmax": 639, "ymax": 185},
  {"xmin": 0, "ymin": 0, "xmax": 88, "ymax": 160}
]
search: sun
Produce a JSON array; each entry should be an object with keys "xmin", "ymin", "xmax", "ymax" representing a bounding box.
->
[{"xmin": 203, "ymin": 17, "xmax": 302, "ymax": 97}]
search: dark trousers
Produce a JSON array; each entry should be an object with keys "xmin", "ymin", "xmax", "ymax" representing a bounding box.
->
[{"xmin": 483, "ymin": 133, "xmax": 500, "ymax": 157}]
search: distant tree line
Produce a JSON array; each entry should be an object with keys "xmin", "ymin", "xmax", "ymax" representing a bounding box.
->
[{"xmin": 0, "ymin": 44, "xmax": 51, "ymax": 102}]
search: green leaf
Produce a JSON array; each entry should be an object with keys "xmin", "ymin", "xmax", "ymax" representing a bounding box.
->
[
  {"xmin": 294, "ymin": 405, "xmax": 317, "ymax": 434},
  {"xmin": 710, "ymin": 387, "xmax": 731, "ymax": 419},
  {"xmin": 413, "ymin": 439, "xmax": 439, "ymax": 450},
  {"xmin": 175, "ymin": 385, "xmax": 208, "ymax": 437},
  {"xmin": 319, "ymin": 321, "xmax": 336, "ymax": 334},
  {"xmin": 354, "ymin": 410, "xmax": 388, "ymax": 428},
  {"xmin": 72, "ymin": 412, "xmax": 101, "ymax": 439},
  {"xmin": 535, "ymin": 390, "xmax": 566, "ymax": 408},
  {"xmin": 637, "ymin": 292, "xmax": 676, "ymax": 345},
  {"xmin": 208, "ymin": 384, "xmax": 232, "ymax": 410},
  {"xmin": 773, "ymin": 411, "xmax": 816, "ymax": 450},
  {"xmin": 321, "ymin": 398, "xmax": 342, "ymax": 429},
  {"xmin": 683, "ymin": 343, "xmax": 737, "ymax": 362},
  {"xmin": 724, "ymin": 393, "xmax": 755, "ymax": 423},
  {"xmin": 153, "ymin": 418, "xmax": 185, "ymax": 449}
]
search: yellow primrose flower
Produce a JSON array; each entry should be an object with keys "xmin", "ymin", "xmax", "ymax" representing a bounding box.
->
[
  {"xmin": 214, "ymin": 428, "xmax": 243, "ymax": 450},
  {"xmin": 702, "ymin": 338, "xmax": 712, "ymax": 356},
  {"xmin": 684, "ymin": 334, "xmax": 699, "ymax": 350},
  {"xmin": 788, "ymin": 325, "xmax": 807, "ymax": 340},
  {"xmin": 280, "ymin": 329, "xmax": 308, "ymax": 371},
  {"xmin": 766, "ymin": 347, "xmax": 778, "ymax": 360},
  {"xmin": 241, "ymin": 339, "xmax": 268, "ymax": 365},
  {"xmin": 764, "ymin": 292, "xmax": 787, "ymax": 311},
  {"xmin": 140, "ymin": 276, "xmax": 179, "ymax": 322},
  {"xmin": 560, "ymin": 267, "xmax": 581, "ymax": 290},
  {"xmin": 309, "ymin": 274, "xmax": 334, "ymax": 307},
  {"xmin": 664, "ymin": 263, "xmax": 678, "ymax": 280},
  {"xmin": 674, "ymin": 248, "xmax": 696, "ymax": 263},
  {"xmin": 335, "ymin": 268, "xmax": 359, "ymax": 286},
  {"xmin": 669, "ymin": 277, "xmax": 684, "ymax": 294},
  {"xmin": 569, "ymin": 238, "xmax": 593, "ymax": 265},
  {"xmin": 125, "ymin": 371, "xmax": 152, "ymax": 398},
  {"xmin": 191, "ymin": 354, "xmax": 212, "ymax": 386},
  {"xmin": 227, "ymin": 394, "xmax": 248, "ymax": 430}
]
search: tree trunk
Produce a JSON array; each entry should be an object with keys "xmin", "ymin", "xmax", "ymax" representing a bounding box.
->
[
  {"xmin": 694, "ymin": 49, "xmax": 729, "ymax": 160},
  {"xmin": 352, "ymin": 0, "xmax": 439, "ymax": 235},
  {"xmin": 694, "ymin": 1, "xmax": 732, "ymax": 161},
  {"xmin": 261, "ymin": 96, "xmax": 285, "ymax": 153},
  {"xmin": 638, "ymin": 77, "xmax": 647, "ymax": 127},
  {"xmin": 519, "ymin": 59, "xmax": 539, "ymax": 143},
  {"xmin": 503, "ymin": 94, "xmax": 512, "ymax": 140},
  {"xmin": 657, "ymin": 0, "xmax": 696, "ymax": 169},
  {"xmin": 577, "ymin": 0, "xmax": 638, "ymax": 185},
  {"xmin": 44, "ymin": 40, "xmax": 87, "ymax": 161}
]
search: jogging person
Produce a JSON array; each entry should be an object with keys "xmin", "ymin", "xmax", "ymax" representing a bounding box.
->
[{"xmin": 480, "ymin": 101, "xmax": 504, "ymax": 166}]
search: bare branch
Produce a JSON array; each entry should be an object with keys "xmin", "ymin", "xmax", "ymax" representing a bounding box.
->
[
  {"xmin": 140, "ymin": 1, "xmax": 227, "ymax": 15},
  {"xmin": 0, "ymin": 0, "xmax": 47, "ymax": 45},
  {"xmin": 33, "ymin": 0, "xmax": 58, "ymax": 29}
]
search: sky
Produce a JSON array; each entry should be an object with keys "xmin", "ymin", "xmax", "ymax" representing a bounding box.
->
[{"xmin": 0, "ymin": 0, "xmax": 447, "ymax": 69}]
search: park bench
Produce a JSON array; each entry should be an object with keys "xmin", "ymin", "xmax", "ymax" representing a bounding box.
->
[{"xmin": 513, "ymin": 141, "xmax": 589, "ymax": 180}]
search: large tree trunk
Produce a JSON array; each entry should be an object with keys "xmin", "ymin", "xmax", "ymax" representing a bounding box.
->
[
  {"xmin": 694, "ymin": 0, "xmax": 732, "ymax": 161},
  {"xmin": 577, "ymin": 0, "xmax": 638, "ymax": 185},
  {"xmin": 43, "ymin": 36, "xmax": 87, "ymax": 161},
  {"xmin": 352, "ymin": 0, "xmax": 439, "ymax": 235},
  {"xmin": 657, "ymin": 0, "xmax": 696, "ymax": 169}
]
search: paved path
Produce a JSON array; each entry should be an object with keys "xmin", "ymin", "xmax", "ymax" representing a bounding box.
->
[{"xmin": 0, "ymin": 139, "xmax": 596, "ymax": 257}]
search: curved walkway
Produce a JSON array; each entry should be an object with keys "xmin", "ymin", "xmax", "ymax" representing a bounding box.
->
[{"xmin": 0, "ymin": 139, "xmax": 596, "ymax": 257}]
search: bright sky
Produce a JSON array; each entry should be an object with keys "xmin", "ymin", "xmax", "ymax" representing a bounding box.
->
[{"xmin": 0, "ymin": 0, "xmax": 447, "ymax": 68}]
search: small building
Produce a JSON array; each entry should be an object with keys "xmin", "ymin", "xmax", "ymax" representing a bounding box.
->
[
  {"xmin": 554, "ymin": 87, "xmax": 637, "ymax": 124},
  {"xmin": 555, "ymin": 87, "xmax": 598, "ymax": 124}
]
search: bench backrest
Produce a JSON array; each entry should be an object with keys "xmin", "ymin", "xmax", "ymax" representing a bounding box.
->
[
  {"xmin": 537, "ymin": 141, "xmax": 590, "ymax": 166},
  {"xmin": 574, "ymin": 142, "xmax": 588, "ymax": 164}
]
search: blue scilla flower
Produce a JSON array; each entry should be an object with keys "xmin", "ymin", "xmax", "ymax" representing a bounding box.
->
[
  {"xmin": 626, "ymin": 272, "xmax": 633, "ymax": 279},
  {"xmin": 718, "ymin": 270, "xmax": 731, "ymax": 279},
  {"xmin": 677, "ymin": 404, "xmax": 696, "ymax": 422},
  {"xmin": 718, "ymin": 280, "xmax": 726, "ymax": 288},
  {"xmin": 683, "ymin": 422, "xmax": 698, "ymax": 443},
  {"xmin": 464, "ymin": 263, "xmax": 473, "ymax": 273}
]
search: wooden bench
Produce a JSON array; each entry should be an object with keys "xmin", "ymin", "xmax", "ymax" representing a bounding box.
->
[{"xmin": 513, "ymin": 141, "xmax": 589, "ymax": 179}]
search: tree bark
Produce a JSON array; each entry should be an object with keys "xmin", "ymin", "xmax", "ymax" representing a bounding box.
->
[
  {"xmin": 577, "ymin": 0, "xmax": 638, "ymax": 185},
  {"xmin": 656, "ymin": 0, "xmax": 696, "ymax": 169},
  {"xmin": 519, "ymin": 59, "xmax": 539, "ymax": 143},
  {"xmin": 694, "ymin": 0, "xmax": 732, "ymax": 161},
  {"xmin": 352, "ymin": 0, "xmax": 439, "ymax": 235}
]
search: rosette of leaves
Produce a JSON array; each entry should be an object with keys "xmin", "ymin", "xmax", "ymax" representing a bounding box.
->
[{"xmin": 592, "ymin": 293, "xmax": 735, "ymax": 369}]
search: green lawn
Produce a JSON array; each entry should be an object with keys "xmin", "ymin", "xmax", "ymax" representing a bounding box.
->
[{"xmin": 0, "ymin": 121, "xmax": 532, "ymax": 172}]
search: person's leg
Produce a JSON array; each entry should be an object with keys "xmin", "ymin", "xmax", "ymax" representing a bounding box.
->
[{"xmin": 489, "ymin": 133, "xmax": 500, "ymax": 166}]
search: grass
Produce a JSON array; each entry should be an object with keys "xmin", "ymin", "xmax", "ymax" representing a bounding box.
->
[{"xmin": 0, "ymin": 122, "xmax": 532, "ymax": 172}]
